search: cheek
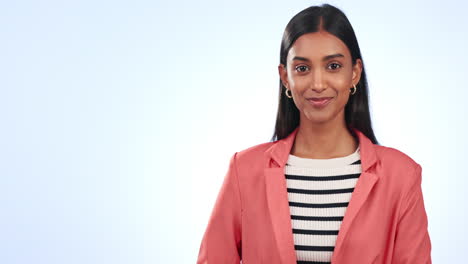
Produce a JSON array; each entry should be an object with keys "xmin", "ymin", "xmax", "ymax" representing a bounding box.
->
[
  {"xmin": 332, "ymin": 76, "xmax": 351, "ymax": 104},
  {"xmin": 332, "ymin": 75, "xmax": 351, "ymax": 90},
  {"xmin": 287, "ymin": 73, "xmax": 303, "ymax": 86}
]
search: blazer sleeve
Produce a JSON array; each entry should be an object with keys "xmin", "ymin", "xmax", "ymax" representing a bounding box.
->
[
  {"xmin": 197, "ymin": 152, "xmax": 242, "ymax": 264},
  {"xmin": 392, "ymin": 163, "xmax": 432, "ymax": 264}
]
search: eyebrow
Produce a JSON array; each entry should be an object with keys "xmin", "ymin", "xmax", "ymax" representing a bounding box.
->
[{"xmin": 292, "ymin": 53, "xmax": 345, "ymax": 62}]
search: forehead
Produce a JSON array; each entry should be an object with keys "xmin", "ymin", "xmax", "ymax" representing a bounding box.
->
[{"xmin": 287, "ymin": 31, "xmax": 350, "ymax": 61}]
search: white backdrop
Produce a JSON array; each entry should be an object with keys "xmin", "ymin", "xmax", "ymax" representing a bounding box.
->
[{"xmin": 0, "ymin": 0, "xmax": 466, "ymax": 263}]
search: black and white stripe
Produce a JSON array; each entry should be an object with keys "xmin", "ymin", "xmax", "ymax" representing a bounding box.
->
[{"xmin": 284, "ymin": 146, "xmax": 361, "ymax": 264}]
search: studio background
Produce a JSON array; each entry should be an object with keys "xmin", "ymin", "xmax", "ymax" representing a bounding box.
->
[{"xmin": 0, "ymin": 0, "xmax": 465, "ymax": 263}]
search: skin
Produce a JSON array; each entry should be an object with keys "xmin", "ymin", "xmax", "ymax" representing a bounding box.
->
[{"xmin": 278, "ymin": 30, "xmax": 363, "ymax": 159}]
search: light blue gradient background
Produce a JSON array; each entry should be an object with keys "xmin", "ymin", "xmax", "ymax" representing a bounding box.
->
[{"xmin": 1, "ymin": 0, "xmax": 466, "ymax": 263}]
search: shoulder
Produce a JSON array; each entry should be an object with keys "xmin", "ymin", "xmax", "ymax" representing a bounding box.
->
[
  {"xmin": 236, "ymin": 141, "xmax": 275, "ymax": 159},
  {"xmin": 374, "ymin": 144, "xmax": 420, "ymax": 169},
  {"xmin": 373, "ymin": 144, "xmax": 423, "ymax": 192},
  {"xmin": 230, "ymin": 140, "xmax": 276, "ymax": 169}
]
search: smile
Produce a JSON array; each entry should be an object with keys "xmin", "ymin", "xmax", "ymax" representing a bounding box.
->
[{"xmin": 307, "ymin": 97, "xmax": 333, "ymax": 108}]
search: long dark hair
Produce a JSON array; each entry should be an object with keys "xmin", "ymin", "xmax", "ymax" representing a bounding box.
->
[{"xmin": 270, "ymin": 3, "xmax": 379, "ymax": 145}]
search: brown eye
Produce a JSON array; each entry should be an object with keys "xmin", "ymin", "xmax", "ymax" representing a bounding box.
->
[
  {"xmin": 328, "ymin": 63, "xmax": 342, "ymax": 70},
  {"xmin": 295, "ymin": 65, "xmax": 309, "ymax": 72}
]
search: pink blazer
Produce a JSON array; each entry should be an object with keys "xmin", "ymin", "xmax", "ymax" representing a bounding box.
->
[{"xmin": 197, "ymin": 127, "xmax": 432, "ymax": 264}]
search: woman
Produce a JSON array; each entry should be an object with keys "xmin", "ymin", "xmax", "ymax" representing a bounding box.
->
[{"xmin": 197, "ymin": 3, "xmax": 432, "ymax": 264}]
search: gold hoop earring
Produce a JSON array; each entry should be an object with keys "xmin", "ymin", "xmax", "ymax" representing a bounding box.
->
[
  {"xmin": 285, "ymin": 88, "xmax": 293, "ymax": 98},
  {"xmin": 350, "ymin": 84, "xmax": 357, "ymax": 95}
]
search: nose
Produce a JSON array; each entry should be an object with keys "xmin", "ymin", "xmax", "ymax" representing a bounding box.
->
[{"xmin": 311, "ymin": 69, "xmax": 326, "ymax": 92}]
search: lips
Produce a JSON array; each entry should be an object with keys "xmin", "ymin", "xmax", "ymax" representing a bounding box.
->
[
  {"xmin": 308, "ymin": 97, "xmax": 333, "ymax": 101},
  {"xmin": 307, "ymin": 97, "xmax": 333, "ymax": 108}
]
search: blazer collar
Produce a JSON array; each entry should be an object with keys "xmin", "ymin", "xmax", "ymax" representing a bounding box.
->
[
  {"xmin": 265, "ymin": 126, "xmax": 379, "ymax": 174},
  {"xmin": 263, "ymin": 127, "xmax": 380, "ymax": 263}
]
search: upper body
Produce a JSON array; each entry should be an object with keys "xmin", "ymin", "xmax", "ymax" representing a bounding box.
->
[
  {"xmin": 198, "ymin": 4, "xmax": 431, "ymax": 263},
  {"xmin": 197, "ymin": 126, "xmax": 432, "ymax": 263}
]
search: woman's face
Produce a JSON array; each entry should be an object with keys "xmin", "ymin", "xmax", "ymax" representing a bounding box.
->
[{"xmin": 278, "ymin": 31, "xmax": 362, "ymax": 125}]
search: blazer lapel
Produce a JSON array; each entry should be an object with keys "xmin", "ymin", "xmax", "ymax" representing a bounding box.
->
[
  {"xmin": 263, "ymin": 127, "xmax": 380, "ymax": 264},
  {"xmin": 265, "ymin": 166, "xmax": 297, "ymax": 263}
]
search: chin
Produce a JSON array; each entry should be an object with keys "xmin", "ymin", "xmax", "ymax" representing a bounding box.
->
[{"xmin": 303, "ymin": 114, "xmax": 332, "ymax": 124}]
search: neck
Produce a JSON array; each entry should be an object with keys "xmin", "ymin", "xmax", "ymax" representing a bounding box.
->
[{"xmin": 291, "ymin": 117, "xmax": 358, "ymax": 159}]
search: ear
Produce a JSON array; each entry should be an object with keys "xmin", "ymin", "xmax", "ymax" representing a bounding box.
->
[
  {"xmin": 278, "ymin": 63, "xmax": 289, "ymax": 88},
  {"xmin": 352, "ymin": 58, "xmax": 363, "ymax": 86}
]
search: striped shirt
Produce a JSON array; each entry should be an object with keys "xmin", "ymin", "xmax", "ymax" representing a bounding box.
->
[{"xmin": 284, "ymin": 145, "xmax": 362, "ymax": 264}]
